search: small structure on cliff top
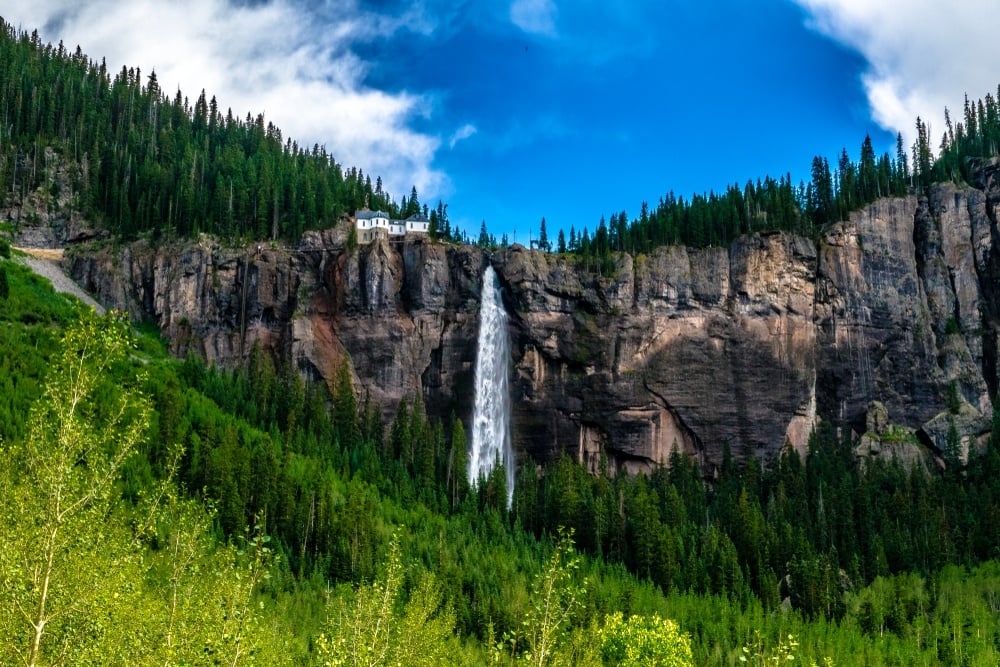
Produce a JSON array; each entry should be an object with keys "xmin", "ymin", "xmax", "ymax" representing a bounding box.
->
[{"xmin": 355, "ymin": 210, "xmax": 429, "ymax": 243}]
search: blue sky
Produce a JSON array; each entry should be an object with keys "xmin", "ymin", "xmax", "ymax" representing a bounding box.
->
[{"xmin": 7, "ymin": 0, "xmax": 1000, "ymax": 243}]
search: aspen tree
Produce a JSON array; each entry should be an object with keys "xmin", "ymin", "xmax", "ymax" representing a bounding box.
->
[
  {"xmin": 0, "ymin": 311, "xmax": 150, "ymax": 667},
  {"xmin": 317, "ymin": 535, "xmax": 455, "ymax": 667}
]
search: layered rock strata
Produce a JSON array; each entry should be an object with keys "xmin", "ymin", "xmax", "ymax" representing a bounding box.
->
[{"xmin": 64, "ymin": 175, "xmax": 1000, "ymax": 473}]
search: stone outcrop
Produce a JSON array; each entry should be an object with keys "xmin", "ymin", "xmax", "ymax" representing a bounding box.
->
[
  {"xmin": 5, "ymin": 148, "xmax": 107, "ymax": 247},
  {"xmin": 67, "ymin": 233, "xmax": 486, "ymax": 428},
  {"xmin": 62, "ymin": 173, "xmax": 1000, "ymax": 475},
  {"xmin": 493, "ymin": 233, "xmax": 818, "ymax": 473}
]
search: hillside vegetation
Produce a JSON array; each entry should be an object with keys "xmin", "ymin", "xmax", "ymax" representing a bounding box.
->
[
  {"xmin": 7, "ymin": 19, "xmax": 1000, "ymax": 666},
  {"xmin": 5, "ymin": 240, "xmax": 1000, "ymax": 665},
  {"xmin": 0, "ymin": 21, "xmax": 451, "ymax": 243}
]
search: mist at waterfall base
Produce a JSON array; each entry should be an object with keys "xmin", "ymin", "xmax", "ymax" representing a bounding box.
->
[{"xmin": 468, "ymin": 266, "xmax": 515, "ymax": 508}]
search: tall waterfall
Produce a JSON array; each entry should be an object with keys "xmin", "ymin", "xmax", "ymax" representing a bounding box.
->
[{"xmin": 469, "ymin": 265, "xmax": 515, "ymax": 507}]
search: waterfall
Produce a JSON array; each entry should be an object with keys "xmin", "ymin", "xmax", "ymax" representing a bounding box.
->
[{"xmin": 469, "ymin": 265, "xmax": 515, "ymax": 507}]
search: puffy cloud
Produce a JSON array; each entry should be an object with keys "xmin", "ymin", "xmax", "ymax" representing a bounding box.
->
[
  {"xmin": 510, "ymin": 0, "xmax": 557, "ymax": 36},
  {"xmin": 794, "ymin": 0, "xmax": 1000, "ymax": 149},
  {"xmin": 3, "ymin": 0, "xmax": 447, "ymax": 200}
]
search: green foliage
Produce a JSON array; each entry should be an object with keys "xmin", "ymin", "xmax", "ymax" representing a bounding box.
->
[
  {"xmin": 478, "ymin": 220, "xmax": 494, "ymax": 249},
  {"xmin": 599, "ymin": 612, "xmax": 693, "ymax": 666},
  {"xmin": 538, "ymin": 217, "xmax": 550, "ymax": 252},
  {"xmin": 0, "ymin": 287, "xmax": 991, "ymax": 667},
  {"xmin": 522, "ymin": 528, "xmax": 586, "ymax": 666},
  {"xmin": 316, "ymin": 535, "xmax": 458, "ymax": 666},
  {"xmin": 140, "ymin": 495, "xmax": 287, "ymax": 666},
  {"xmin": 878, "ymin": 424, "xmax": 919, "ymax": 445},
  {"xmin": 0, "ymin": 259, "xmax": 78, "ymax": 323},
  {"xmin": 0, "ymin": 264, "xmax": 80, "ymax": 450},
  {"xmin": 934, "ymin": 90, "xmax": 1000, "ymax": 184},
  {"xmin": 0, "ymin": 305, "xmax": 295, "ymax": 666},
  {"xmin": 7, "ymin": 240, "xmax": 1000, "ymax": 666},
  {"xmin": 449, "ymin": 417, "xmax": 470, "ymax": 508},
  {"xmin": 506, "ymin": 416, "xmax": 1000, "ymax": 636},
  {"xmin": 0, "ymin": 22, "xmax": 420, "ymax": 243},
  {"xmin": 489, "ymin": 528, "xmax": 591, "ymax": 667},
  {"xmin": 0, "ymin": 311, "xmax": 150, "ymax": 667},
  {"xmin": 947, "ymin": 380, "xmax": 962, "ymax": 414},
  {"xmin": 740, "ymin": 632, "xmax": 829, "ymax": 666},
  {"xmin": 10, "ymin": 109, "xmax": 1000, "ymax": 663},
  {"xmin": 557, "ymin": 133, "xmax": 909, "ymax": 260},
  {"xmin": 554, "ymin": 86, "xmax": 1000, "ymax": 260},
  {"xmin": 333, "ymin": 355, "xmax": 360, "ymax": 448},
  {"xmin": 346, "ymin": 224, "xmax": 358, "ymax": 251}
]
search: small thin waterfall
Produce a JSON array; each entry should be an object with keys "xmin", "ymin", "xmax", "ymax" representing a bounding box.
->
[{"xmin": 469, "ymin": 265, "xmax": 515, "ymax": 507}]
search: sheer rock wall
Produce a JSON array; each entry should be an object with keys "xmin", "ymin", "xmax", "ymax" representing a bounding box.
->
[{"xmin": 66, "ymin": 175, "xmax": 1000, "ymax": 473}]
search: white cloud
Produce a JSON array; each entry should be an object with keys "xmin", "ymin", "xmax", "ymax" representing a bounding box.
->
[
  {"xmin": 794, "ymin": 0, "xmax": 1000, "ymax": 152},
  {"xmin": 510, "ymin": 0, "xmax": 557, "ymax": 36},
  {"xmin": 448, "ymin": 123, "xmax": 477, "ymax": 149},
  {"xmin": 3, "ymin": 0, "xmax": 447, "ymax": 201}
]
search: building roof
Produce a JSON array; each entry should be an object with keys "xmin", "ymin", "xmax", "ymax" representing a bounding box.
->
[
  {"xmin": 355, "ymin": 210, "xmax": 390, "ymax": 220},
  {"xmin": 405, "ymin": 214, "xmax": 430, "ymax": 223}
]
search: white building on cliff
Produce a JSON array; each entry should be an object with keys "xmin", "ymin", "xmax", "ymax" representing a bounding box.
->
[{"xmin": 355, "ymin": 210, "xmax": 430, "ymax": 243}]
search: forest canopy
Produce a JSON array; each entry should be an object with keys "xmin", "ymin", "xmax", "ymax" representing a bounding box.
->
[
  {"xmin": 0, "ymin": 21, "xmax": 445, "ymax": 243},
  {"xmin": 7, "ymin": 19, "xmax": 1000, "ymax": 666}
]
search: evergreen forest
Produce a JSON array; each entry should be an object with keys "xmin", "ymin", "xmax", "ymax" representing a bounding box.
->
[
  {"xmin": 0, "ymin": 21, "xmax": 455, "ymax": 244},
  {"xmin": 8, "ymin": 18, "xmax": 1000, "ymax": 667}
]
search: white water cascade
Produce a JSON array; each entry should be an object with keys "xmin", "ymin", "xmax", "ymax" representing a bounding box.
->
[{"xmin": 469, "ymin": 265, "xmax": 515, "ymax": 507}]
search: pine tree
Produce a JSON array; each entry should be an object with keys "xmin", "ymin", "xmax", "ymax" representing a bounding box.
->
[
  {"xmin": 333, "ymin": 356, "xmax": 359, "ymax": 449},
  {"xmin": 810, "ymin": 156, "xmax": 834, "ymax": 225},
  {"xmin": 895, "ymin": 131, "xmax": 910, "ymax": 193},
  {"xmin": 428, "ymin": 211, "xmax": 439, "ymax": 240},
  {"xmin": 859, "ymin": 134, "xmax": 877, "ymax": 201},
  {"xmin": 407, "ymin": 186, "xmax": 420, "ymax": 217},
  {"xmin": 449, "ymin": 417, "xmax": 469, "ymax": 508},
  {"xmin": 538, "ymin": 217, "xmax": 549, "ymax": 252},
  {"xmin": 914, "ymin": 117, "xmax": 933, "ymax": 186},
  {"xmin": 837, "ymin": 148, "xmax": 855, "ymax": 216}
]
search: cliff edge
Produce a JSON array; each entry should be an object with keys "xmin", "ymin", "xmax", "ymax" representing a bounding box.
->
[{"xmin": 62, "ymin": 170, "xmax": 1000, "ymax": 474}]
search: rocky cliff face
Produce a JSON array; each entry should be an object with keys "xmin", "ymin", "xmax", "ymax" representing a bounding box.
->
[
  {"xmin": 68, "ymin": 230, "xmax": 486, "ymax": 429},
  {"xmin": 493, "ymin": 233, "xmax": 819, "ymax": 473},
  {"xmin": 65, "ymin": 169, "xmax": 1000, "ymax": 474}
]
